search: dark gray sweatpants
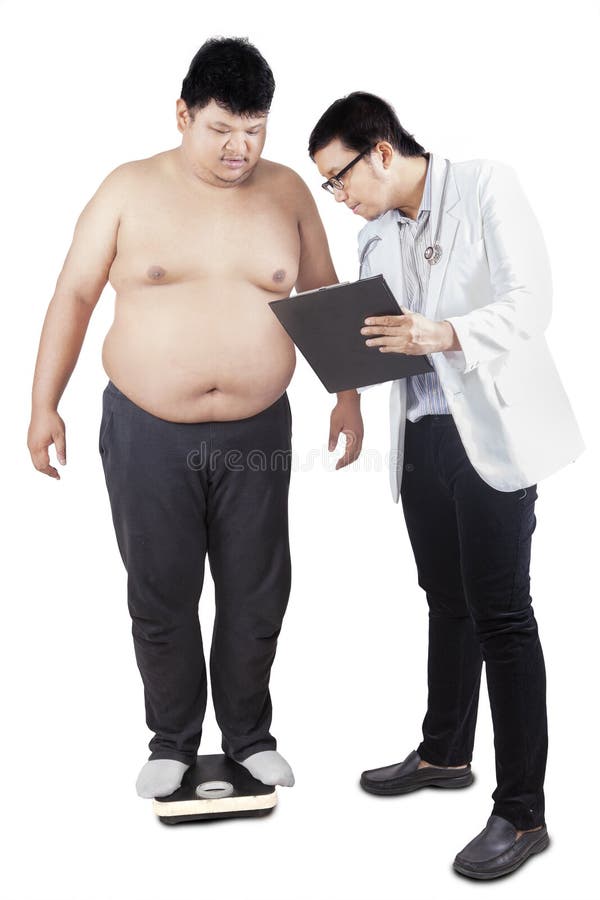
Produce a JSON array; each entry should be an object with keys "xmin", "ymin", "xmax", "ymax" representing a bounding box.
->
[{"xmin": 99, "ymin": 379, "xmax": 292, "ymax": 765}]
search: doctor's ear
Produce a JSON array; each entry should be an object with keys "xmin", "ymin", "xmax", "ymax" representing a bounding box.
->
[{"xmin": 373, "ymin": 141, "xmax": 395, "ymax": 170}]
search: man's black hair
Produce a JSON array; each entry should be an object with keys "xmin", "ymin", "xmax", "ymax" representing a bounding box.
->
[
  {"xmin": 308, "ymin": 92, "xmax": 425, "ymax": 159},
  {"xmin": 181, "ymin": 37, "xmax": 275, "ymax": 117}
]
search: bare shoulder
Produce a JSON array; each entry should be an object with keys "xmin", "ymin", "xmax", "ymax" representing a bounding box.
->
[
  {"xmin": 258, "ymin": 158, "xmax": 317, "ymax": 210},
  {"xmin": 259, "ymin": 162, "xmax": 336, "ymax": 288},
  {"xmin": 83, "ymin": 152, "xmax": 177, "ymax": 223},
  {"xmin": 94, "ymin": 153, "xmax": 161, "ymax": 195}
]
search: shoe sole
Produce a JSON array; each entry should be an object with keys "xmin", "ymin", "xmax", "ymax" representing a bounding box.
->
[
  {"xmin": 453, "ymin": 832, "xmax": 550, "ymax": 880},
  {"xmin": 360, "ymin": 770, "xmax": 474, "ymax": 796}
]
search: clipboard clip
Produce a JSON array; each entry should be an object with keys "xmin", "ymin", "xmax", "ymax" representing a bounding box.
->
[{"xmin": 318, "ymin": 282, "xmax": 350, "ymax": 291}]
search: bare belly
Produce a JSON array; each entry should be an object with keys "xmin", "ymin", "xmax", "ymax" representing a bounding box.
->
[{"xmin": 101, "ymin": 280, "xmax": 296, "ymax": 421}]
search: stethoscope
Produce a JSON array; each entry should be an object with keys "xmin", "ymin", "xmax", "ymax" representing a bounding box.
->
[{"xmin": 423, "ymin": 156, "xmax": 451, "ymax": 266}]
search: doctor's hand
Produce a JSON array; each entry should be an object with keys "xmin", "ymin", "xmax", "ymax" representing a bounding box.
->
[
  {"xmin": 329, "ymin": 392, "xmax": 363, "ymax": 470},
  {"xmin": 361, "ymin": 309, "xmax": 458, "ymax": 355}
]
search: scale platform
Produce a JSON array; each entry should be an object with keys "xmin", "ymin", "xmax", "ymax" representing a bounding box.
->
[{"xmin": 152, "ymin": 754, "xmax": 278, "ymax": 824}]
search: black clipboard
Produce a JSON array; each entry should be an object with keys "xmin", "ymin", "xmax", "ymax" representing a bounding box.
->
[{"xmin": 269, "ymin": 275, "xmax": 434, "ymax": 393}]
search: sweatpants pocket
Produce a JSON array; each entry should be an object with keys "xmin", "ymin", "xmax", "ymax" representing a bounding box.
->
[{"xmin": 99, "ymin": 388, "xmax": 117, "ymax": 455}]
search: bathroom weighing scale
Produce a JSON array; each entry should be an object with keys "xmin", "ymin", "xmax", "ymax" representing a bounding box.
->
[{"xmin": 152, "ymin": 754, "xmax": 278, "ymax": 824}]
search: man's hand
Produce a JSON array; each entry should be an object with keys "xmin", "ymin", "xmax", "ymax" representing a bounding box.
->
[
  {"xmin": 27, "ymin": 410, "xmax": 67, "ymax": 479},
  {"xmin": 361, "ymin": 309, "xmax": 459, "ymax": 355},
  {"xmin": 329, "ymin": 392, "xmax": 363, "ymax": 470}
]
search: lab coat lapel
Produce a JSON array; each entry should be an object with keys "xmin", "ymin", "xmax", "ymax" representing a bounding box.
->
[
  {"xmin": 425, "ymin": 154, "xmax": 461, "ymax": 320},
  {"xmin": 360, "ymin": 153, "xmax": 461, "ymax": 319},
  {"xmin": 363, "ymin": 210, "xmax": 405, "ymax": 300}
]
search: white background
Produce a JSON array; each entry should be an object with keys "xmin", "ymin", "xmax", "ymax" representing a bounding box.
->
[{"xmin": 2, "ymin": 0, "xmax": 599, "ymax": 897}]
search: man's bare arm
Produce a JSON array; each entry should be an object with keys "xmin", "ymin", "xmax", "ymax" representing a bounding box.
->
[
  {"xmin": 294, "ymin": 178, "xmax": 337, "ymax": 296},
  {"xmin": 293, "ymin": 174, "xmax": 363, "ymax": 468},
  {"xmin": 28, "ymin": 164, "xmax": 128, "ymax": 478}
]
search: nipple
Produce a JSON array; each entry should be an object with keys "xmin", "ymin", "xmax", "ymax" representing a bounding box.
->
[
  {"xmin": 147, "ymin": 266, "xmax": 166, "ymax": 281},
  {"xmin": 273, "ymin": 269, "xmax": 286, "ymax": 284}
]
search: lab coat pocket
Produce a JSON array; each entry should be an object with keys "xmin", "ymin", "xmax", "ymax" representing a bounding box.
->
[
  {"xmin": 493, "ymin": 363, "xmax": 537, "ymax": 407},
  {"xmin": 450, "ymin": 236, "xmax": 487, "ymax": 272},
  {"xmin": 493, "ymin": 369, "xmax": 517, "ymax": 406}
]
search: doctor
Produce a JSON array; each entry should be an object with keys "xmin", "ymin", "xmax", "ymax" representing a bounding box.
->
[{"xmin": 309, "ymin": 92, "xmax": 584, "ymax": 880}]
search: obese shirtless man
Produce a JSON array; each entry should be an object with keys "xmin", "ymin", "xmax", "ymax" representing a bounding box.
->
[{"xmin": 27, "ymin": 38, "xmax": 364, "ymax": 799}]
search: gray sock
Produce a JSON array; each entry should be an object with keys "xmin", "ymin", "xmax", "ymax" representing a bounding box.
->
[
  {"xmin": 136, "ymin": 759, "xmax": 191, "ymax": 798},
  {"xmin": 236, "ymin": 750, "xmax": 295, "ymax": 787}
]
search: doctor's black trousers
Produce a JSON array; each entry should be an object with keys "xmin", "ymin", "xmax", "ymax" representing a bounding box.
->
[
  {"xmin": 98, "ymin": 379, "xmax": 292, "ymax": 766},
  {"xmin": 400, "ymin": 413, "xmax": 547, "ymax": 832}
]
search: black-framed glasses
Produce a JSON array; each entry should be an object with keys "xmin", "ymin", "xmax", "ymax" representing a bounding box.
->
[{"xmin": 321, "ymin": 148, "xmax": 372, "ymax": 194}]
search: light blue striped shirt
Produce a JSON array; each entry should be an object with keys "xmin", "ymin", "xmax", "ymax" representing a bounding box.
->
[{"xmin": 396, "ymin": 153, "xmax": 450, "ymax": 421}]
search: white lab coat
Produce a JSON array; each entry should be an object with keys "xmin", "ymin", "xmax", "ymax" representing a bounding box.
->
[{"xmin": 357, "ymin": 153, "xmax": 584, "ymax": 501}]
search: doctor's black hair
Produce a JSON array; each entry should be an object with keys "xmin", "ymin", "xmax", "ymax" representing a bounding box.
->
[
  {"xmin": 180, "ymin": 37, "xmax": 275, "ymax": 117},
  {"xmin": 308, "ymin": 92, "xmax": 425, "ymax": 158}
]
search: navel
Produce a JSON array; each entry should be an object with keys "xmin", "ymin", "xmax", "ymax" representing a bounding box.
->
[
  {"xmin": 273, "ymin": 269, "xmax": 286, "ymax": 284},
  {"xmin": 147, "ymin": 265, "xmax": 166, "ymax": 281}
]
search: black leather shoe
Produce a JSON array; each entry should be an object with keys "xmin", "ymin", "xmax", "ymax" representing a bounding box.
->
[
  {"xmin": 453, "ymin": 814, "xmax": 550, "ymax": 879},
  {"xmin": 360, "ymin": 749, "xmax": 474, "ymax": 796}
]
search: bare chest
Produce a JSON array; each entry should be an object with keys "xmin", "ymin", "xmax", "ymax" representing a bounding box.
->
[{"xmin": 109, "ymin": 190, "xmax": 301, "ymax": 295}]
